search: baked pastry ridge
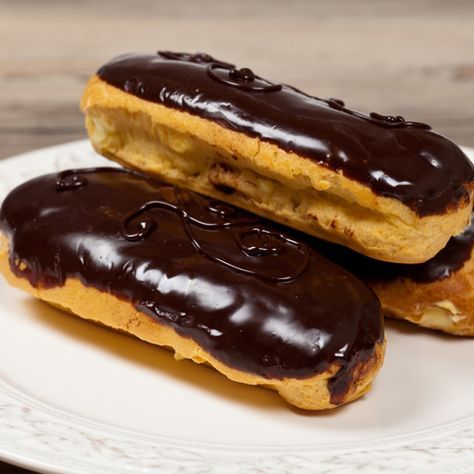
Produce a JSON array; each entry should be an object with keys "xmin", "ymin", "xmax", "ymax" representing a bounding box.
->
[
  {"xmin": 367, "ymin": 218, "xmax": 474, "ymax": 336},
  {"xmin": 0, "ymin": 168, "xmax": 385, "ymax": 410},
  {"xmin": 80, "ymin": 51, "xmax": 474, "ymax": 263},
  {"xmin": 315, "ymin": 217, "xmax": 474, "ymax": 336}
]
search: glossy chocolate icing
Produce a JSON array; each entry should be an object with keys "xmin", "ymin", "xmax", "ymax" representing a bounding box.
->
[
  {"xmin": 318, "ymin": 216, "xmax": 474, "ymax": 284},
  {"xmin": 96, "ymin": 51, "xmax": 474, "ymax": 216},
  {"xmin": 0, "ymin": 168, "xmax": 383, "ymax": 403}
]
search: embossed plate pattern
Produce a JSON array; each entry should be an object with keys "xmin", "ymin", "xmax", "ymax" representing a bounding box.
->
[{"xmin": 0, "ymin": 141, "xmax": 473, "ymax": 473}]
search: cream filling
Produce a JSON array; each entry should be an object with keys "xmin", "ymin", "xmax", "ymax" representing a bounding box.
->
[
  {"xmin": 418, "ymin": 300, "xmax": 466, "ymax": 331},
  {"xmin": 86, "ymin": 111, "xmax": 429, "ymax": 260}
]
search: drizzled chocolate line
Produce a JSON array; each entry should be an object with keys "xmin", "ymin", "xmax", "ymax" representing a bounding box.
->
[
  {"xmin": 159, "ymin": 51, "xmax": 283, "ymax": 93},
  {"xmin": 120, "ymin": 182, "xmax": 309, "ymax": 282},
  {"xmin": 97, "ymin": 52, "xmax": 474, "ymax": 215},
  {"xmin": 158, "ymin": 51, "xmax": 216, "ymax": 64},
  {"xmin": 235, "ymin": 227, "xmax": 284, "ymax": 257},
  {"xmin": 323, "ymin": 100, "xmax": 431, "ymax": 130},
  {"xmin": 314, "ymin": 97, "xmax": 431, "ymax": 130},
  {"xmin": 207, "ymin": 63, "xmax": 282, "ymax": 93},
  {"xmin": 0, "ymin": 168, "xmax": 383, "ymax": 395},
  {"xmin": 206, "ymin": 199, "xmax": 241, "ymax": 219},
  {"xmin": 121, "ymin": 200, "xmax": 172, "ymax": 241},
  {"xmin": 162, "ymin": 51, "xmax": 426, "ymax": 126},
  {"xmin": 180, "ymin": 217, "xmax": 310, "ymax": 283},
  {"xmin": 368, "ymin": 112, "xmax": 431, "ymax": 130},
  {"xmin": 61, "ymin": 169, "xmax": 307, "ymax": 282},
  {"xmin": 55, "ymin": 167, "xmax": 126, "ymax": 192},
  {"xmin": 55, "ymin": 169, "xmax": 88, "ymax": 191},
  {"xmin": 157, "ymin": 50, "xmax": 234, "ymax": 68}
]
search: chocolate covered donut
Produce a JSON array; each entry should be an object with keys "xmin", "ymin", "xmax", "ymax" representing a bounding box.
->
[
  {"xmin": 0, "ymin": 168, "xmax": 385, "ymax": 410},
  {"xmin": 81, "ymin": 51, "xmax": 474, "ymax": 263}
]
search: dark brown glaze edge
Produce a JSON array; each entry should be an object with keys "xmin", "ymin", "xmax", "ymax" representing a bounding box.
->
[
  {"xmin": 317, "ymin": 214, "xmax": 474, "ymax": 285},
  {"xmin": 94, "ymin": 52, "xmax": 474, "ymax": 216},
  {"xmin": 0, "ymin": 168, "xmax": 384, "ymax": 404}
]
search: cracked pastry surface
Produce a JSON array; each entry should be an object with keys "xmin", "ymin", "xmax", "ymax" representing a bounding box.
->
[
  {"xmin": 0, "ymin": 168, "xmax": 385, "ymax": 410},
  {"xmin": 80, "ymin": 51, "xmax": 474, "ymax": 263}
]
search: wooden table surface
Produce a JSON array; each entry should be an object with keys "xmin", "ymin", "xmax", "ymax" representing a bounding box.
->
[
  {"xmin": 1, "ymin": 0, "xmax": 474, "ymax": 163},
  {"xmin": 1, "ymin": 0, "xmax": 473, "ymax": 472}
]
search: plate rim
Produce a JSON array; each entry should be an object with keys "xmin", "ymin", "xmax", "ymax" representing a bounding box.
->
[
  {"xmin": 1, "ymin": 377, "xmax": 473, "ymax": 474},
  {"xmin": 0, "ymin": 140, "xmax": 473, "ymax": 474}
]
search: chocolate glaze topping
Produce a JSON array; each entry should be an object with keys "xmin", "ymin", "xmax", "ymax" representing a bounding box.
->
[
  {"xmin": 0, "ymin": 169, "xmax": 383, "ymax": 403},
  {"xmin": 317, "ymin": 215, "xmax": 474, "ymax": 284},
  {"xmin": 96, "ymin": 52, "xmax": 474, "ymax": 216}
]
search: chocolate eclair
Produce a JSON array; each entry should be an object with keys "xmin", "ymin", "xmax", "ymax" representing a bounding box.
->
[
  {"xmin": 0, "ymin": 168, "xmax": 385, "ymax": 410},
  {"xmin": 367, "ymin": 220, "xmax": 474, "ymax": 336},
  {"xmin": 317, "ymin": 219, "xmax": 474, "ymax": 336},
  {"xmin": 81, "ymin": 51, "xmax": 474, "ymax": 264}
]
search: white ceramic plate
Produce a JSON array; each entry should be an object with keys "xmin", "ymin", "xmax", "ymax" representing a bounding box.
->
[{"xmin": 0, "ymin": 140, "xmax": 473, "ymax": 474}]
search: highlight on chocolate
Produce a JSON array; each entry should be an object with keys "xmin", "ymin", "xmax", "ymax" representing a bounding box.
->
[
  {"xmin": 0, "ymin": 168, "xmax": 385, "ymax": 410},
  {"xmin": 81, "ymin": 51, "xmax": 474, "ymax": 264}
]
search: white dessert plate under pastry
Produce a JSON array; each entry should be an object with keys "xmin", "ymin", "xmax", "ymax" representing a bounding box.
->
[{"xmin": 0, "ymin": 141, "xmax": 473, "ymax": 473}]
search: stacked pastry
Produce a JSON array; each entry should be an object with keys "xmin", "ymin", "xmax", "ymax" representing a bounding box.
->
[{"xmin": 1, "ymin": 51, "xmax": 473, "ymax": 411}]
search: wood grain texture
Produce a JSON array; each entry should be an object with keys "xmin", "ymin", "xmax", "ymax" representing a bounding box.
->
[
  {"xmin": 0, "ymin": 1, "xmax": 473, "ymax": 472},
  {"xmin": 1, "ymin": 0, "xmax": 474, "ymax": 160}
]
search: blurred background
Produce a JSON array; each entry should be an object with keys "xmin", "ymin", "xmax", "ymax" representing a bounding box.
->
[
  {"xmin": 0, "ymin": 0, "xmax": 473, "ymax": 472},
  {"xmin": 1, "ymin": 0, "xmax": 474, "ymax": 161}
]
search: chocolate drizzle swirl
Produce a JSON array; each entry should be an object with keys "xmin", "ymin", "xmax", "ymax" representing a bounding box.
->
[
  {"xmin": 207, "ymin": 63, "xmax": 282, "ymax": 92},
  {"xmin": 157, "ymin": 50, "xmax": 233, "ymax": 68},
  {"xmin": 235, "ymin": 227, "xmax": 284, "ymax": 257},
  {"xmin": 120, "ymin": 182, "xmax": 309, "ymax": 282},
  {"xmin": 55, "ymin": 167, "xmax": 126, "ymax": 192},
  {"xmin": 0, "ymin": 168, "xmax": 383, "ymax": 401},
  {"xmin": 368, "ymin": 112, "xmax": 431, "ymax": 130},
  {"xmin": 55, "ymin": 169, "xmax": 89, "ymax": 191},
  {"xmin": 97, "ymin": 52, "xmax": 474, "ymax": 216},
  {"xmin": 159, "ymin": 51, "xmax": 215, "ymax": 63},
  {"xmin": 316, "ymin": 98, "xmax": 431, "ymax": 129}
]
